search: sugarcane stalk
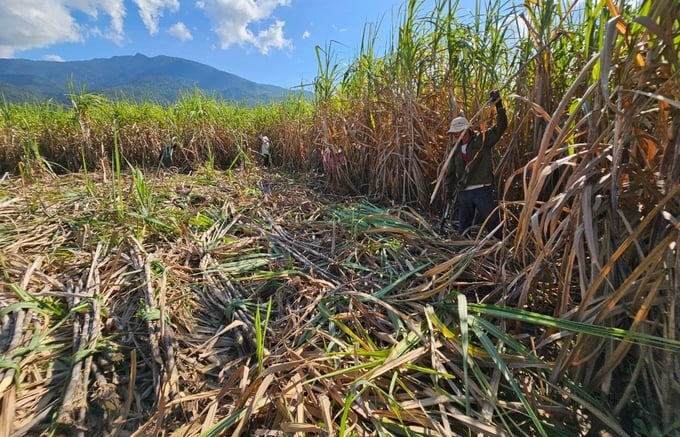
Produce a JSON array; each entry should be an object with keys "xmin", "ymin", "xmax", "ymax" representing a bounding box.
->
[{"xmin": 56, "ymin": 243, "xmax": 103, "ymax": 434}]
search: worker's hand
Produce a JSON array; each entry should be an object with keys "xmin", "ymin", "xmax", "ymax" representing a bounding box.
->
[{"xmin": 490, "ymin": 90, "xmax": 503, "ymax": 110}]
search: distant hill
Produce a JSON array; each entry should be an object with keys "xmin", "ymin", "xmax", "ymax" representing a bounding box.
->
[{"xmin": 0, "ymin": 53, "xmax": 310, "ymax": 106}]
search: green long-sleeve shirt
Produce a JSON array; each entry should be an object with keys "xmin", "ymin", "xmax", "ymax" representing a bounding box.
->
[{"xmin": 445, "ymin": 106, "xmax": 507, "ymax": 194}]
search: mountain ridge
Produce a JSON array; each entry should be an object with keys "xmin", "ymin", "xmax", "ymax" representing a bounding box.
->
[{"xmin": 0, "ymin": 53, "xmax": 308, "ymax": 105}]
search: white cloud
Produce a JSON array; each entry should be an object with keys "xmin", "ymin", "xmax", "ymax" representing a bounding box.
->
[
  {"xmin": 252, "ymin": 20, "xmax": 289, "ymax": 54},
  {"xmin": 45, "ymin": 54, "xmax": 65, "ymax": 62},
  {"xmin": 132, "ymin": 0, "xmax": 180, "ymax": 35},
  {"xmin": 54, "ymin": 0, "xmax": 127, "ymax": 43},
  {"xmin": 0, "ymin": 0, "xmax": 291, "ymax": 58},
  {"xmin": 0, "ymin": 0, "xmax": 183, "ymax": 57},
  {"xmin": 0, "ymin": 0, "xmax": 126, "ymax": 56},
  {"xmin": 168, "ymin": 22, "xmax": 192, "ymax": 41},
  {"xmin": 197, "ymin": 0, "xmax": 292, "ymax": 54},
  {"xmin": 0, "ymin": 0, "xmax": 83, "ymax": 56},
  {"xmin": 302, "ymin": 31, "xmax": 310, "ymax": 39}
]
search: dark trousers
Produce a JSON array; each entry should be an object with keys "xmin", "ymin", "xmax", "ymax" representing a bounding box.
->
[
  {"xmin": 263, "ymin": 154, "xmax": 270, "ymax": 167},
  {"xmin": 457, "ymin": 185, "xmax": 501, "ymax": 238}
]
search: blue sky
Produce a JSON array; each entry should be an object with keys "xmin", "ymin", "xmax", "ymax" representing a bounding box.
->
[{"xmin": 0, "ymin": 0, "xmax": 467, "ymax": 90}]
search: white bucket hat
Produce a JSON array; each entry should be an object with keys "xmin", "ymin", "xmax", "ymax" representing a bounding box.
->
[{"xmin": 448, "ymin": 116, "xmax": 470, "ymax": 133}]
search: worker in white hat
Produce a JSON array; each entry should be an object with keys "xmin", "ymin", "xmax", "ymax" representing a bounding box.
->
[
  {"xmin": 445, "ymin": 90, "xmax": 507, "ymax": 238},
  {"xmin": 259, "ymin": 134, "xmax": 271, "ymax": 167}
]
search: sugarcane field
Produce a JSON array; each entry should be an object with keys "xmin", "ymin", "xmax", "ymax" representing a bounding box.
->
[{"xmin": 1, "ymin": 0, "xmax": 679, "ymax": 436}]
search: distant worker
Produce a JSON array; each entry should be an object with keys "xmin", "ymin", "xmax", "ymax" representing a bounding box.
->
[
  {"xmin": 445, "ymin": 90, "xmax": 507, "ymax": 238},
  {"xmin": 259, "ymin": 134, "xmax": 271, "ymax": 167},
  {"xmin": 159, "ymin": 139, "xmax": 177, "ymax": 169}
]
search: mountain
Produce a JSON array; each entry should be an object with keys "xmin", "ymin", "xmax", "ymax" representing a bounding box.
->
[{"xmin": 0, "ymin": 53, "xmax": 309, "ymax": 106}]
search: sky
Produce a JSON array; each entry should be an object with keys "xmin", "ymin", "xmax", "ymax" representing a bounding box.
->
[{"xmin": 0, "ymin": 0, "xmax": 458, "ymax": 90}]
